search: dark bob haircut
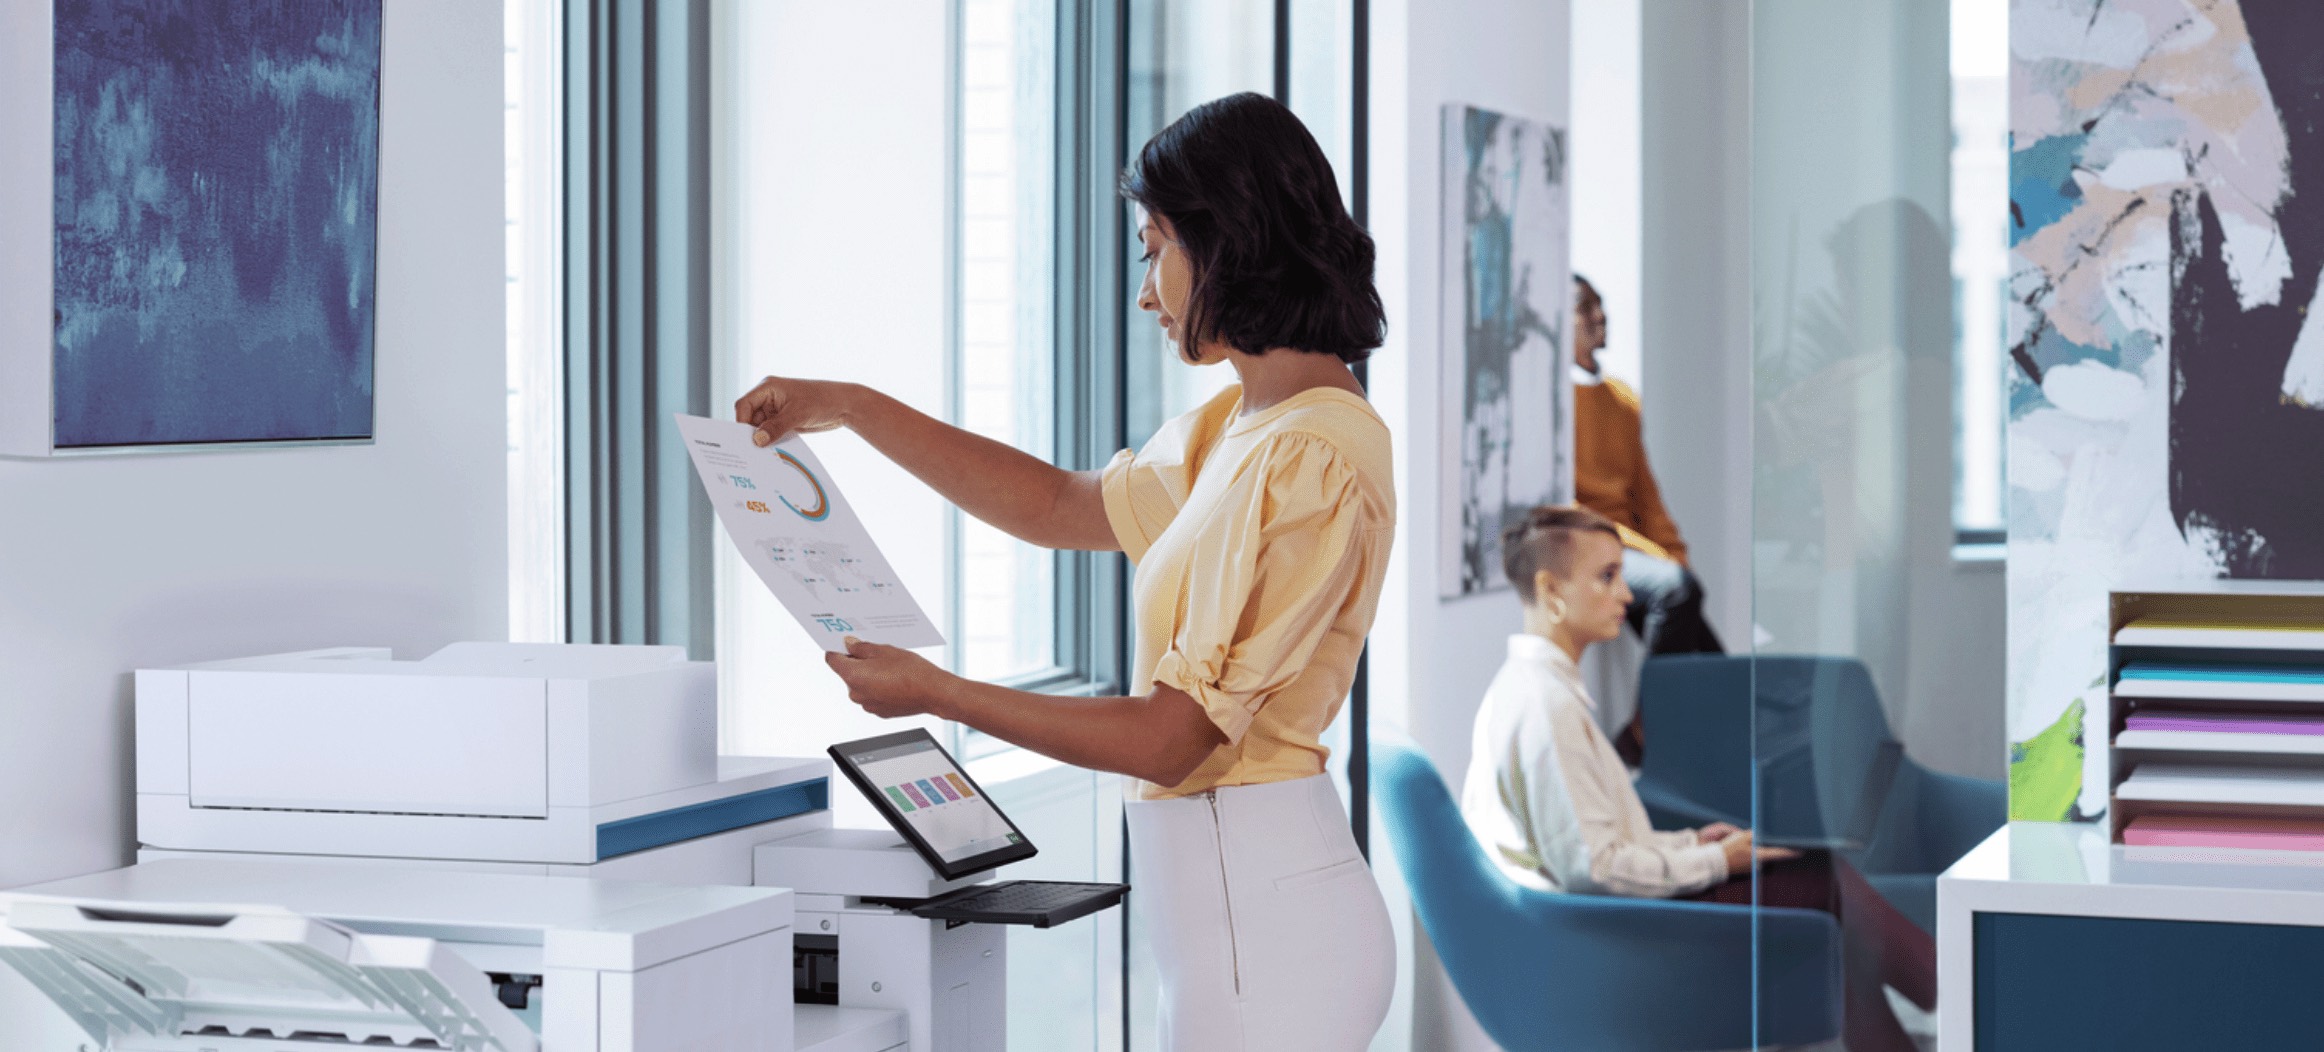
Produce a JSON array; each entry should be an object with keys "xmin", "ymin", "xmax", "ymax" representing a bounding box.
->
[{"xmin": 1120, "ymin": 92, "xmax": 1385, "ymax": 364}]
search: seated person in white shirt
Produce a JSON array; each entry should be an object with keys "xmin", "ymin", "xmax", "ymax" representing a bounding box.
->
[{"xmin": 1460, "ymin": 504, "xmax": 1935, "ymax": 1052}]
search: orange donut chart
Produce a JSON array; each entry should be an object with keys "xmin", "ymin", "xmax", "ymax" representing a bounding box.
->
[{"xmin": 774, "ymin": 449, "xmax": 831, "ymax": 521}]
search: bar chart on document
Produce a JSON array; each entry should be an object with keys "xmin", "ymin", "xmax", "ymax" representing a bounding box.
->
[{"xmin": 675, "ymin": 414, "xmax": 947, "ymax": 651}]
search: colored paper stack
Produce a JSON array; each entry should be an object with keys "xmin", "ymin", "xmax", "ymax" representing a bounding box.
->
[{"xmin": 2107, "ymin": 605, "xmax": 2324, "ymax": 856}]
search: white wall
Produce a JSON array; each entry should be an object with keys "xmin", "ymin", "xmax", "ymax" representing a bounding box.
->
[
  {"xmin": 1367, "ymin": 0, "xmax": 1570, "ymax": 1046},
  {"xmin": 1570, "ymin": 0, "xmax": 1644, "ymax": 394},
  {"xmin": 1369, "ymin": 0, "xmax": 1572, "ymax": 881},
  {"xmin": 0, "ymin": 0, "xmax": 507, "ymax": 1037},
  {"xmin": 1636, "ymin": 0, "xmax": 1754, "ymax": 656}
]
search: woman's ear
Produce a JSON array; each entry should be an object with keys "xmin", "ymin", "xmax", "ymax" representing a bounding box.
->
[{"xmin": 1532, "ymin": 568, "xmax": 1561, "ymax": 604}]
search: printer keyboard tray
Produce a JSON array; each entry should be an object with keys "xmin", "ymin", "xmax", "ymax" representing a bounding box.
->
[{"xmin": 875, "ymin": 880, "xmax": 1128, "ymax": 928}]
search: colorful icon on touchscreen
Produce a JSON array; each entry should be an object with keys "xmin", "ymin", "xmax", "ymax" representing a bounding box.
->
[
  {"xmin": 916, "ymin": 779, "xmax": 945, "ymax": 804},
  {"xmin": 945, "ymin": 773, "xmax": 975, "ymax": 798},
  {"xmin": 900, "ymin": 783, "xmax": 933, "ymax": 808},
  {"xmin": 885, "ymin": 786, "xmax": 915, "ymax": 812},
  {"xmin": 930, "ymin": 778, "xmax": 962, "ymax": 802}
]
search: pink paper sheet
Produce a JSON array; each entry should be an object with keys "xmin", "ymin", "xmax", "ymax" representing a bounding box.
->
[{"xmin": 2124, "ymin": 815, "xmax": 2324, "ymax": 852}]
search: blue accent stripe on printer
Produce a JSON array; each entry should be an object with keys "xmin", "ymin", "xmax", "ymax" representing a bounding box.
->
[{"xmin": 595, "ymin": 779, "xmax": 830, "ymax": 860}]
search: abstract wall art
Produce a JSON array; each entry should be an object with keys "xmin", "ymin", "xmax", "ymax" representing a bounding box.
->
[
  {"xmin": 1440, "ymin": 103, "xmax": 1572, "ymax": 598},
  {"xmin": 10, "ymin": 0, "xmax": 382, "ymax": 454},
  {"xmin": 2008, "ymin": 0, "xmax": 2324, "ymax": 818}
]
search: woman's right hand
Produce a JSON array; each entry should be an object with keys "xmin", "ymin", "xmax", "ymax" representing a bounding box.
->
[
  {"xmin": 735, "ymin": 376, "xmax": 859, "ymax": 447},
  {"xmin": 731, "ymin": 373, "xmax": 1115, "ymax": 551}
]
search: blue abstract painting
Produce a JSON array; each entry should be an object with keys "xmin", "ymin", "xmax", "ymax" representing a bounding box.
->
[
  {"xmin": 52, "ymin": 0, "xmax": 381, "ymax": 448},
  {"xmin": 1439, "ymin": 104, "xmax": 1570, "ymax": 597}
]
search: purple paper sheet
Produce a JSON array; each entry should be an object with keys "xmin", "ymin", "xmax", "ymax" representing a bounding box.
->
[{"xmin": 2126, "ymin": 713, "xmax": 2324, "ymax": 735}]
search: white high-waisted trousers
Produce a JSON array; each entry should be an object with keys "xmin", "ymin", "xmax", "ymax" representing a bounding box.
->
[{"xmin": 1125, "ymin": 774, "xmax": 1396, "ymax": 1051}]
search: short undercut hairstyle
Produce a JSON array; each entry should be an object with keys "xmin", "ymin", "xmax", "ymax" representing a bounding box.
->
[
  {"xmin": 1502, "ymin": 505, "xmax": 1621, "ymax": 603},
  {"xmin": 1120, "ymin": 92, "xmax": 1386, "ymax": 364}
]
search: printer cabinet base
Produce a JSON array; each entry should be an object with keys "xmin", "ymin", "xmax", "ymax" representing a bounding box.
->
[
  {"xmin": 547, "ymin": 928, "xmax": 792, "ymax": 1052},
  {"xmin": 808, "ymin": 904, "xmax": 1004, "ymax": 1052},
  {"xmin": 796, "ymin": 1004, "xmax": 910, "ymax": 1052}
]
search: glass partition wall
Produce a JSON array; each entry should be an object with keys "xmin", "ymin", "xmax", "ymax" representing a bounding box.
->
[{"xmin": 1745, "ymin": 0, "xmax": 2008, "ymax": 1047}]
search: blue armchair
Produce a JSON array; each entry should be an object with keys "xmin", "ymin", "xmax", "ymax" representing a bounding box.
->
[
  {"xmin": 1632, "ymin": 655, "xmax": 2008, "ymax": 931},
  {"xmin": 1371, "ymin": 737, "xmax": 1840, "ymax": 1051},
  {"xmin": 1631, "ymin": 657, "xmax": 1754, "ymax": 833}
]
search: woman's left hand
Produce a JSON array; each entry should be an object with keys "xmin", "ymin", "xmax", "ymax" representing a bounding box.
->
[
  {"xmin": 1695, "ymin": 822, "xmax": 1744, "ymax": 845},
  {"xmin": 825, "ymin": 637, "xmax": 956, "ymax": 719}
]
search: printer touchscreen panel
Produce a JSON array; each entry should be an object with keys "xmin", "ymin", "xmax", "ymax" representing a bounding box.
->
[{"xmin": 834, "ymin": 731, "xmax": 1034, "ymax": 878}]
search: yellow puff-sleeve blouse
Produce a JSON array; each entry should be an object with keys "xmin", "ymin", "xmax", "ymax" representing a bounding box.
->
[{"xmin": 1102, "ymin": 384, "xmax": 1397, "ymax": 800}]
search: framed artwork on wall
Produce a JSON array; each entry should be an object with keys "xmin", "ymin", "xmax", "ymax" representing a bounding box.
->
[
  {"xmin": 1439, "ymin": 102, "xmax": 1572, "ymax": 599},
  {"xmin": 2, "ymin": 0, "xmax": 382, "ymax": 457}
]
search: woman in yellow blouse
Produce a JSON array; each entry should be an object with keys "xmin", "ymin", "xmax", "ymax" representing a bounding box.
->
[{"xmin": 736, "ymin": 92, "xmax": 1395, "ymax": 1050}]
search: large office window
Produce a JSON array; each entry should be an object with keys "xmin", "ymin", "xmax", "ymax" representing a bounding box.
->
[
  {"xmin": 1952, "ymin": 0, "xmax": 2007, "ymax": 545},
  {"xmin": 507, "ymin": 0, "xmax": 566, "ymax": 642},
  {"xmin": 1286, "ymin": 0, "xmax": 1356, "ymax": 207},
  {"xmin": 959, "ymin": 0, "xmax": 1060, "ymax": 684},
  {"xmin": 712, "ymin": 0, "xmax": 958, "ymax": 783},
  {"xmin": 1123, "ymin": 0, "xmax": 1273, "ymax": 442},
  {"xmin": 709, "ymin": 0, "xmax": 1091, "ymax": 777},
  {"xmin": 1121, "ymin": 0, "xmax": 1358, "ymax": 434}
]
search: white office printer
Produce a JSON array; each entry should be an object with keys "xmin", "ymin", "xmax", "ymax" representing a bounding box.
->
[
  {"xmin": 134, "ymin": 644, "xmax": 829, "ymax": 877},
  {"xmin": 44, "ymin": 642, "xmax": 1122, "ymax": 1052},
  {"xmin": 0, "ymin": 858, "xmax": 794, "ymax": 1052}
]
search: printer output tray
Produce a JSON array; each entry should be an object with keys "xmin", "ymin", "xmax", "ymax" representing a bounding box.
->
[
  {"xmin": 870, "ymin": 880, "xmax": 1127, "ymax": 929},
  {"xmin": 0, "ymin": 898, "xmax": 536, "ymax": 1052}
]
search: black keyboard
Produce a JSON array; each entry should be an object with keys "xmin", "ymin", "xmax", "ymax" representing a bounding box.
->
[{"xmin": 909, "ymin": 880, "xmax": 1129, "ymax": 928}]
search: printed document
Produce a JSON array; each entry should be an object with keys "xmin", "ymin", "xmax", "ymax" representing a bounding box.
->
[{"xmin": 675, "ymin": 414, "xmax": 946, "ymax": 651}]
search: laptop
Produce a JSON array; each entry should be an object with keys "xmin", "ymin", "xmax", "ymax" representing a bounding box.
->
[
  {"xmin": 1757, "ymin": 740, "xmax": 1905, "ymax": 853},
  {"xmin": 828, "ymin": 729, "xmax": 1126, "ymax": 927}
]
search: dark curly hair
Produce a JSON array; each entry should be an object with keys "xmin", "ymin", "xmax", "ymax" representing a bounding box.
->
[{"xmin": 1120, "ymin": 92, "xmax": 1385, "ymax": 364}]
